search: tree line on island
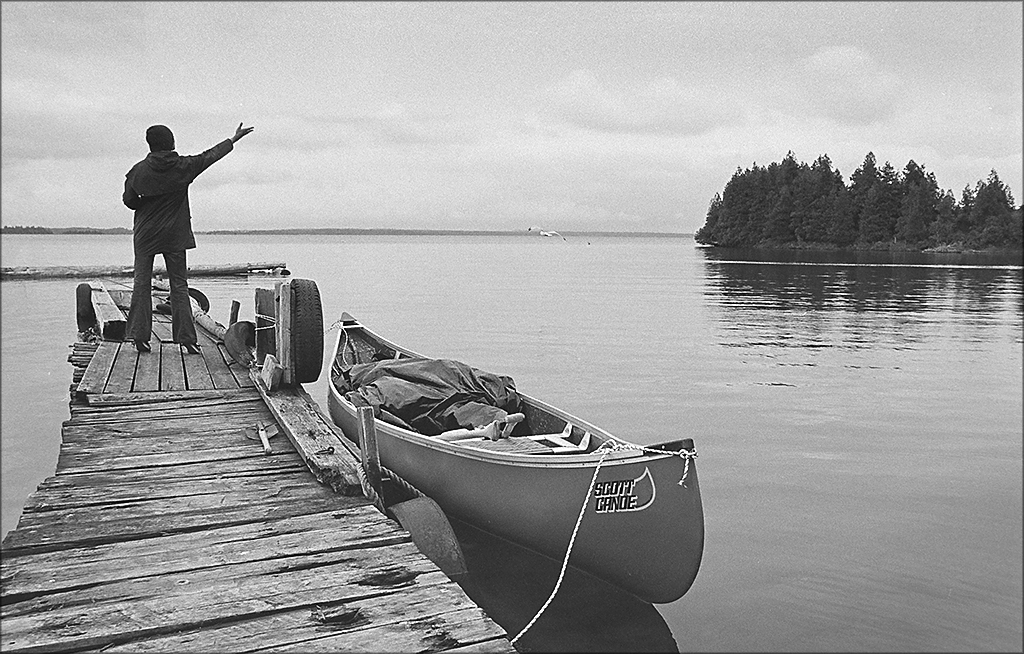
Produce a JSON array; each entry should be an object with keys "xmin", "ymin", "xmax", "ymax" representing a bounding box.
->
[{"xmin": 695, "ymin": 152, "xmax": 1022, "ymax": 251}]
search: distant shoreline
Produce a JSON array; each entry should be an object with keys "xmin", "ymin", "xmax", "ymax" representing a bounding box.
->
[{"xmin": 1, "ymin": 226, "xmax": 692, "ymax": 238}]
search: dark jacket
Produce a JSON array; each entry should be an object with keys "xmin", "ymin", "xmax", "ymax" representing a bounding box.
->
[{"xmin": 123, "ymin": 140, "xmax": 233, "ymax": 256}]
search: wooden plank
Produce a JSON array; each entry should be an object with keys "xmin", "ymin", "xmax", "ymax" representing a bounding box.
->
[
  {"xmin": 182, "ymin": 345, "xmax": 215, "ymax": 390},
  {"xmin": 71, "ymin": 393, "xmax": 265, "ymax": 418},
  {"xmin": 60, "ymin": 410, "xmax": 263, "ymax": 440},
  {"xmin": 55, "ymin": 443, "xmax": 293, "ymax": 475},
  {"xmin": 159, "ymin": 342, "xmax": 186, "ymax": 391},
  {"xmin": 270, "ymin": 606, "xmax": 511, "ymax": 653},
  {"xmin": 202, "ymin": 342, "xmax": 241, "ymax": 389},
  {"xmin": 276, "ymin": 279, "xmax": 293, "ymax": 386},
  {"xmin": 22, "ymin": 472, "xmax": 332, "ymax": 514},
  {"xmin": 0, "ymin": 544, "xmax": 441, "ymax": 652},
  {"xmin": 151, "ymin": 315, "xmax": 174, "ymax": 343},
  {"xmin": 67, "ymin": 404, "xmax": 270, "ymax": 430},
  {"xmin": 2, "ymin": 508, "xmax": 400, "ymax": 598},
  {"xmin": 58, "ymin": 438, "xmax": 279, "ymax": 462},
  {"xmin": 98, "ymin": 586, "xmax": 509, "ymax": 653},
  {"xmin": 252, "ymin": 375, "xmax": 363, "ymax": 495},
  {"xmin": 107, "ymin": 288, "xmax": 132, "ymax": 309},
  {"xmin": 11, "ymin": 484, "xmax": 358, "ymax": 542},
  {"xmin": 68, "ymin": 399, "xmax": 269, "ymax": 425},
  {"xmin": 222, "ymin": 344, "xmax": 256, "ymax": 387},
  {"xmin": 1, "ymin": 487, "xmax": 360, "ymax": 554},
  {"xmin": 74, "ymin": 341, "xmax": 119, "ymax": 398},
  {"xmin": 87, "ymin": 387, "xmax": 256, "ymax": 407},
  {"xmin": 92, "ymin": 282, "xmax": 127, "ymax": 341},
  {"xmin": 132, "ymin": 346, "xmax": 160, "ymax": 392},
  {"xmin": 103, "ymin": 341, "xmax": 138, "ymax": 394},
  {"xmin": 38, "ymin": 455, "xmax": 307, "ymax": 488}
]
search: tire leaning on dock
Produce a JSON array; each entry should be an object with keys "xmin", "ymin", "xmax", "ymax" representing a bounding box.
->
[
  {"xmin": 75, "ymin": 282, "xmax": 96, "ymax": 332},
  {"xmin": 290, "ymin": 278, "xmax": 324, "ymax": 383}
]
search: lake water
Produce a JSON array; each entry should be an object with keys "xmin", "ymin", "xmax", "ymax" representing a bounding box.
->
[{"xmin": 2, "ymin": 233, "xmax": 1021, "ymax": 652}]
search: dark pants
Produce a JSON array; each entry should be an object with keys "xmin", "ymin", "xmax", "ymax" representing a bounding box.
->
[{"xmin": 125, "ymin": 250, "xmax": 197, "ymax": 345}]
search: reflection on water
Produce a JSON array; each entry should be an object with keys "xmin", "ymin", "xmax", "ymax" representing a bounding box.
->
[
  {"xmin": 449, "ymin": 518, "xmax": 678, "ymax": 653},
  {"xmin": 699, "ymin": 247, "xmax": 1022, "ymax": 317}
]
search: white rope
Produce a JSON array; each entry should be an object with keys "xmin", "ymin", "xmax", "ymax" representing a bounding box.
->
[
  {"xmin": 510, "ymin": 444, "xmax": 613, "ymax": 646},
  {"xmin": 253, "ymin": 312, "xmax": 277, "ymax": 331},
  {"xmin": 509, "ymin": 439, "xmax": 698, "ymax": 645},
  {"xmin": 323, "ymin": 317, "xmax": 348, "ymax": 336}
]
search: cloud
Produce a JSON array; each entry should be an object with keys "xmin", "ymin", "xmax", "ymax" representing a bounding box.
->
[
  {"xmin": 536, "ymin": 69, "xmax": 743, "ymax": 135},
  {"xmin": 793, "ymin": 46, "xmax": 903, "ymax": 125}
]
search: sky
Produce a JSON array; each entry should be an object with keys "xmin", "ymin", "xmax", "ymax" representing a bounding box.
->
[{"xmin": 2, "ymin": 1, "xmax": 1021, "ymax": 234}]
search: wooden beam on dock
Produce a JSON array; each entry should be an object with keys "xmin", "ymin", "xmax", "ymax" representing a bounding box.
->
[
  {"xmin": 250, "ymin": 372, "xmax": 364, "ymax": 496},
  {"xmin": 92, "ymin": 282, "xmax": 127, "ymax": 341}
]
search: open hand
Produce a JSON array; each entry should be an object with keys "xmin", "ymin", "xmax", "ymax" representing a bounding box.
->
[{"xmin": 232, "ymin": 122, "xmax": 255, "ymax": 143}]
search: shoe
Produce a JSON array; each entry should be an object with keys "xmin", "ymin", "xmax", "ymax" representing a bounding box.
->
[
  {"xmin": 182, "ymin": 342, "xmax": 201, "ymax": 355},
  {"xmin": 133, "ymin": 340, "xmax": 151, "ymax": 353}
]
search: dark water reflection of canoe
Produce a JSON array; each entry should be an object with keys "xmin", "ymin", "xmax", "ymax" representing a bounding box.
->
[{"xmin": 448, "ymin": 517, "xmax": 678, "ymax": 653}]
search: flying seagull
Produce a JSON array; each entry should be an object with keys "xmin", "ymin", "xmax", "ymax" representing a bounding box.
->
[{"xmin": 527, "ymin": 226, "xmax": 567, "ymax": 241}]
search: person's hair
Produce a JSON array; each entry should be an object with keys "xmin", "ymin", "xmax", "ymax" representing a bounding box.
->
[{"xmin": 146, "ymin": 125, "xmax": 175, "ymax": 152}]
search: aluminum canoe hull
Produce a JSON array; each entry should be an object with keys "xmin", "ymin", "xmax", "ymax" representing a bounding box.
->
[{"xmin": 327, "ymin": 319, "xmax": 704, "ymax": 604}]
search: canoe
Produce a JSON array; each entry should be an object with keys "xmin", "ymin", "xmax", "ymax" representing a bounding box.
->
[{"xmin": 326, "ymin": 312, "xmax": 704, "ymax": 604}]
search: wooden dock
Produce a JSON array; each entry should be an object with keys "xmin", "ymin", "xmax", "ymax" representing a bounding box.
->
[{"xmin": 1, "ymin": 281, "xmax": 514, "ymax": 653}]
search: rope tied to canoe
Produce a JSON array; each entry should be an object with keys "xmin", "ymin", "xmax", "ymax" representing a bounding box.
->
[
  {"xmin": 510, "ymin": 439, "xmax": 698, "ymax": 645},
  {"xmin": 602, "ymin": 440, "xmax": 698, "ymax": 487},
  {"xmin": 323, "ymin": 317, "xmax": 350, "ymax": 335},
  {"xmin": 511, "ymin": 445, "xmax": 613, "ymax": 646}
]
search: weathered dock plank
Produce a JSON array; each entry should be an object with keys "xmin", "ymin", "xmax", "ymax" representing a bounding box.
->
[
  {"xmin": 104, "ymin": 344, "xmax": 138, "ymax": 393},
  {"xmin": 74, "ymin": 341, "xmax": 118, "ymax": 398},
  {"xmin": 132, "ymin": 349, "xmax": 161, "ymax": 391},
  {"xmin": 2, "ymin": 508, "xmax": 404, "ymax": 599},
  {"xmin": 181, "ymin": 347, "xmax": 215, "ymax": 390},
  {"xmin": 98, "ymin": 583, "xmax": 511, "ymax": 653},
  {"xmin": 151, "ymin": 315, "xmax": 174, "ymax": 343},
  {"xmin": 201, "ymin": 342, "xmax": 239, "ymax": 389},
  {"xmin": 159, "ymin": 342, "xmax": 186, "ymax": 391}
]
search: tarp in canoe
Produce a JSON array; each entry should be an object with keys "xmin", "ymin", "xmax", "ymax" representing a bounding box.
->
[{"xmin": 334, "ymin": 357, "xmax": 522, "ymax": 435}]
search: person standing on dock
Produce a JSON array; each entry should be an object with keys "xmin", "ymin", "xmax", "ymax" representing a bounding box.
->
[{"xmin": 122, "ymin": 123, "xmax": 254, "ymax": 353}]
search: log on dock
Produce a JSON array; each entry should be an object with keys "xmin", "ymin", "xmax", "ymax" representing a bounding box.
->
[{"xmin": 1, "ymin": 262, "xmax": 289, "ymax": 280}]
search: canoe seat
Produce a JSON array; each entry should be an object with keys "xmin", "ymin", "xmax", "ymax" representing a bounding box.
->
[
  {"xmin": 462, "ymin": 437, "xmax": 554, "ymax": 454},
  {"xmin": 525, "ymin": 424, "xmax": 591, "ymax": 453}
]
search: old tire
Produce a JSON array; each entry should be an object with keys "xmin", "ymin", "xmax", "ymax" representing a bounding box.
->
[
  {"xmin": 188, "ymin": 287, "xmax": 210, "ymax": 313},
  {"xmin": 290, "ymin": 278, "xmax": 323, "ymax": 383},
  {"xmin": 76, "ymin": 283, "xmax": 96, "ymax": 332}
]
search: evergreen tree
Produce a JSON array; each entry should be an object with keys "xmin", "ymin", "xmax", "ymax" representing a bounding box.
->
[
  {"xmin": 826, "ymin": 183, "xmax": 857, "ymax": 246},
  {"xmin": 928, "ymin": 190, "xmax": 959, "ymax": 247},
  {"xmin": 857, "ymin": 185, "xmax": 890, "ymax": 244},
  {"xmin": 895, "ymin": 160, "xmax": 939, "ymax": 247},
  {"xmin": 695, "ymin": 193, "xmax": 723, "ymax": 244},
  {"xmin": 761, "ymin": 152, "xmax": 800, "ymax": 243},
  {"xmin": 971, "ymin": 170, "xmax": 1017, "ymax": 247},
  {"xmin": 957, "ymin": 185, "xmax": 975, "ymax": 236}
]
